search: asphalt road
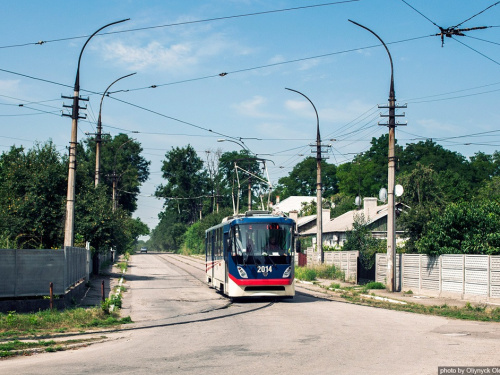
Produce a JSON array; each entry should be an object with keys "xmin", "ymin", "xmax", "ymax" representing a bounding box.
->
[{"xmin": 2, "ymin": 253, "xmax": 499, "ymax": 375}]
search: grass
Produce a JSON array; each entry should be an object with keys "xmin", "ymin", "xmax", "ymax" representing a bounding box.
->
[
  {"xmin": 0, "ymin": 337, "xmax": 105, "ymax": 358},
  {"xmin": 341, "ymin": 291, "xmax": 500, "ymax": 322},
  {"xmin": 295, "ymin": 265, "xmax": 500, "ymax": 322},
  {"xmin": 295, "ymin": 265, "xmax": 344, "ymax": 282},
  {"xmin": 0, "ymin": 308, "xmax": 131, "ymax": 340}
]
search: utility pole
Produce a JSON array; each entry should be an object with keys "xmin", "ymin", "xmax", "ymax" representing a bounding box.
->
[
  {"xmin": 90, "ymin": 73, "xmax": 135, "ymax": 187},
  {"xmin": 62, "ymin": 19, "xmax": 129, "ymax": 248},
  {"xmin": 286, "ymin": 88, "xmax": 329, "ymax": 264},
  {"xmin": 349, "ymin": 20, "xmax": 406, "ymax": 292}
]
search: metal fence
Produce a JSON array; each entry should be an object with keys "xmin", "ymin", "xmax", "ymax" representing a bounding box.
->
[
  {"xmin": 376, "ymin": 253, "xmax": 500, "ymax": 300},
  {"xmin": 0, "ymin": 247, "xmax": 90, "ymax": 298}
]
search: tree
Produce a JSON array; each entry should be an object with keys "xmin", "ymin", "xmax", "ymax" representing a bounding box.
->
[
  {"xmin": 155, "ymin": 145, "xmax": 209, "ymax": 224},
  {"xmin": 337, "ymin": 134, "xmax": 402, "ymax": 197},
  {"xmin": 416, "ymin": 200, "xmax": 500, "ymax": 256},
  {"xmin": 342, "ymin": 214, "xmax": 385, "ymax": 269},
  {"xmin": 182, "ymin": 207, "xmax": 233, "ymax": 254},
  {"xmin": 0, "ymin": 142, "xmax": 66, "ymax": 249},
  {"xmin": 276, "ymin": 157, "xmax": 338, "ymax": 200},
  {"xmin": 80, "ymin": 134, "xmax": 150, "ymax": 214},
  {"xmin": 218, "ymin": 150, "xmax": 265, "ymax": 212},
  {"xmin": 148, "ymin": 210, "xmax": 187, "ymax": 252}
]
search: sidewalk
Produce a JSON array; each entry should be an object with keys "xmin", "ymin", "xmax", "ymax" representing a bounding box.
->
[
  {"xmin": 79, "ymin": 262, "xmax": 122, "ymax": 308},
  {"xmin": 299, "ymin": 278, "xmax": 500, "ymax": 308}
]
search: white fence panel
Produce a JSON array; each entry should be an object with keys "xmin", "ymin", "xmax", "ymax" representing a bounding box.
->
[{"xmin": 375, "ymin": 253, "xmax": 500, "ymax": 301}]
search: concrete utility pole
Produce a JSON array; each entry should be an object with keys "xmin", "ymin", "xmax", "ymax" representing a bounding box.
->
[
  {"xmin": 62, "ymin": 19, "xmax": 129, "ymax": 248},
  {"xmin": 286, "ymin": 88, "xmax": 328, "ymax": 264},
  {"xmin": 349, "ymin": 20, "xmax": 406, "ymax": 292},
  {"xmin": 94, "ymin": 73, "xmax": 135, "ymax": 187}
]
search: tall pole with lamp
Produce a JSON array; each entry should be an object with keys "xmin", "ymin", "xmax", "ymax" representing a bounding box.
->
[
  {"xmin": 285, "ymin": 88, "xmax": 326, "ymax": 264},
  {"xmin": 62, "ymin": 19, "xmax": 129, "ymax": 248},
  {"xmin": 94, "ymin": 72, "xmax": 136, "ymax": 187},
  {"xmin": 349, "ymin": 20, "xmax": 406, "ymax": 292}
]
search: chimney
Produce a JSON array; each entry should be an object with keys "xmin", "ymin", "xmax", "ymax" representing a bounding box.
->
[
  {"xmin": 289, "ymin": 210, "xmax": 298, "ymax": 222},
  {"xmin": 322, "ymin": 208, "xmax": 330, "ymax": 223},
  {"xmin": 276, "ymin": 195, "xmax": 280, "ymax": 204},
  {"xmin": 363, "ymin": 197, "xmax": 378, "ymax": 220}
]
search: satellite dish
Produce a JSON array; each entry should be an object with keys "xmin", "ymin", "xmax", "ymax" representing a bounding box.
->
[
  {"xmin": 395, "ymin": 184, "xmax": 404, "ymax": 197},
  {"xmin": 379, "ymin": 187, "xmax": 387, "ymax": 202},
  {"xmin": 354, "ymin": 196, "xmax": 361, "ymax": 207}
]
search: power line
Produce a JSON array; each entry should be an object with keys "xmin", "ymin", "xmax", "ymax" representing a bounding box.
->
[
  {"xmin": 452, "ymin": 37, "xmax": 500, "ymax": 66},
  {"xmin": 0, "ymin": 1, "xmax": 360, "ymax": 49}
]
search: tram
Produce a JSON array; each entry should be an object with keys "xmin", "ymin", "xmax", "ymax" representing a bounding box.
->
[{"xmin": 205, "ymin": 210, "xmax": 296, "ymax": 298}]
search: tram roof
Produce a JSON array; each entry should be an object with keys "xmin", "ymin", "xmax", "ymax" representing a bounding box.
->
[{"xmin": 206, "ymin": 211, "xmax": 295, "ymax": 232}]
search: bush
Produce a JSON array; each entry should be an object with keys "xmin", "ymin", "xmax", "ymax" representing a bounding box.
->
[
  {"xmin": 295, "ymin": 267, "xmax": 317, "ymax": 281},
  {"xmin": 315, "ymin": 264, "xmax": 344, "ymax": 280},
  {"xmin": 362, "ymin": 281, "xmax": 385, "ymax": 292}
]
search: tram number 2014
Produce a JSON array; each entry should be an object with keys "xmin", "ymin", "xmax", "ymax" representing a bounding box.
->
[{"xmin": 257, "ymin": 265, "xmax": 272, "ymax": 273}]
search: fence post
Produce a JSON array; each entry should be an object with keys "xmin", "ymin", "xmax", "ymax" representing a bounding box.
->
[
  {"xmin": 419, "ymin": 254, "xmax": 422, "ymax": 292},
  {"xmin": 462, "ymin": 254, "xmax": 466, "ymax": 298},
  {"xmin": 488, "ymin": 255, "xmax": 491, "ymax": 298},
  {"xmin": 49, "ymin": 282, "xmax": 54, "ymax": 310},
  {"xmin": 101, "ymin": 280, "xmax": 105, "ymax": 302}
]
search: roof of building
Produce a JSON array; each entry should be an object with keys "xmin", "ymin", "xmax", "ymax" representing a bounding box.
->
[
  {"xmin": 270, "ymin": 196, "xmax": 316, "ymax": 214},
  {"xmin": 302, "ymin": 200, "xmax": 391, "ymax": 235}
]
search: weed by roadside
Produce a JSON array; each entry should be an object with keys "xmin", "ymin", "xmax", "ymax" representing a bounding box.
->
[
  {"xmin": 295, "ymin": 265, "xmax": 344, "ymax": 282},
  {"xmin": 0, "ymin": 337, "xmax": 106, "ymax": 358},
  {"xmin": 0, "ymin": 308, "xmax": 131, "ymax": 340}
]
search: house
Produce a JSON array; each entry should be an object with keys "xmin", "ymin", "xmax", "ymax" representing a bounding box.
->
[
  {"xmin": 302, "ymin": 197, "xmax": 406, "ymax": 247},
  {"xmin": 270, "ymin": 196, "xmax": 330, "ymax": 233}
]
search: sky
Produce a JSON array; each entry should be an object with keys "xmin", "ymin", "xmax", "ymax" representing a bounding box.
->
[{"xmin": 1, "ymin": 0, "xmax": 499, "ymax": 236}]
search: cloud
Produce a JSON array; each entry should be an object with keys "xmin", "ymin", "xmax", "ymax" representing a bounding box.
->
[
  {"xmin": 234, "ymin": 95, "xmax": 282, "ymax": 119},
  {"xmin": 0, "ymin": 80, "xmax": 22, "ymax": 99},
  {"xmin": 101, "ymin": 40, "xmax": 196, "ymax": 71},
  {"xmin": 99, "ymin": 31, "xmax": 251, "ymax": 72}
]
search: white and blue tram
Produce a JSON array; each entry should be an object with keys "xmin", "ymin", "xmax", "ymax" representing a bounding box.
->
[{"xmin": 205, "ymin": 211, "xmax": 296, "ymax": 298}]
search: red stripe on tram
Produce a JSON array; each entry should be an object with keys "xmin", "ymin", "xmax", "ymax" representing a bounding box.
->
[{"xmin": 228, "ymin": 273, "xmax": 292, "ymax": 286}]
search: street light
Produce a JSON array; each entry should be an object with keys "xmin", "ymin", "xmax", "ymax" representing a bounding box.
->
[
  {"xmin": 285, "ymin": 87, "xmax": 324, "ymax": 264},
  {"xmin": 349, "ymin": 19, "xmax": 406, "ymax": 292},
  {"xmin": 95, "ymin": 72, "xmax": 136, "ymax": 187},
  {"xmin": 217, "ymin": 138, "xmax": 250, "ymax": 152},
  {"xmin": 63, "ymin": 19, "xmax": 129, "ymax": 248}
]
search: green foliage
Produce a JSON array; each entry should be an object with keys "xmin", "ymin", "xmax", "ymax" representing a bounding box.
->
[
  {"xmin": 362, "ymin": 281, "xmax": 385, "ymax": 292},
  {"xmin": 315, "ymin": 264, "xmax": 344, "ymax": 280},
  {"xmin": 148, "ymin": 210, "xmax": 187, "ymax": 252},
  {"xmin": 337, "ymin": 134, "xmax": 401, "ymax": 197},
  {"xmin": 155, "ymin": 145, "xmax": 208, "ymax": 224},
  {"xmin": 79, "ymin": 134, "xmax": 150, "ymax": 214},
  {"xmin": 218, "ymin": 149, "xmax": 265, "ymax": 210},
  {"xmin": 0, "ymin": 142, "xmax": 66, "ymax": 249},
  {"xmin": 342, "ymin": 214, "xmax": 385, "ymax": 269},
  {"xmin": 295, "ymin": 267, "xmax": 317, "ymax": 281},
  {"xmin": 101, "ymin": 295, "xmax": 122, "ymax": 314},
  {"xmin": 416, "ymin": 200, "xmax": 500, "ymax": 256},
  {"xmin": 330, "ymin": 193, "xmax": 356, "ymax": 218},
  {"xmin": 276, "ymin": 157, "xmax": 338, "ymax": 200},
  {"xmin": 182, "ymin": 208, "xmax": 233, "ymax": 254}
]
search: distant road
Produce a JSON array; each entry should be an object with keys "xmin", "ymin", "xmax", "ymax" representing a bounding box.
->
[{"xmin": 2, "ymin": 253, "xmax": 499, "ymax": 375}]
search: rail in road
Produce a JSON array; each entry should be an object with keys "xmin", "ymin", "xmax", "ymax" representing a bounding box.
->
[{"xmin": 117, "ymin": 253, "xmax": 287, "ymax": 332}]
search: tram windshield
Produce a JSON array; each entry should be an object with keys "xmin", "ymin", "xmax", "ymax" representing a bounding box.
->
[{"xmin": 231, "ymin": 223, "xmax": 293, "ymax": 265}]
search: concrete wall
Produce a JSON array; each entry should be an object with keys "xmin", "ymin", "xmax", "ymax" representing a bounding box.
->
[
  {"xmin": 301, "ymin": 248, "xmax": 359, "ymax": 283},
  {"xmin": 0, "ymin": 247, "xmax": 89, "ymax": 298},
  {"xmin": 376, "ymin": 253, "xmax": 500, "ymax": 301}
]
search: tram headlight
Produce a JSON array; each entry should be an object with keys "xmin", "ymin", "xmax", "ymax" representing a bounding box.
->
[
  {"xmin": 237, "ymin": 266, "xmax": 248, "ymax": 278},
  {"xmin": 282, "ymin": 266, "xmax": 292, "ymax": 278}
]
